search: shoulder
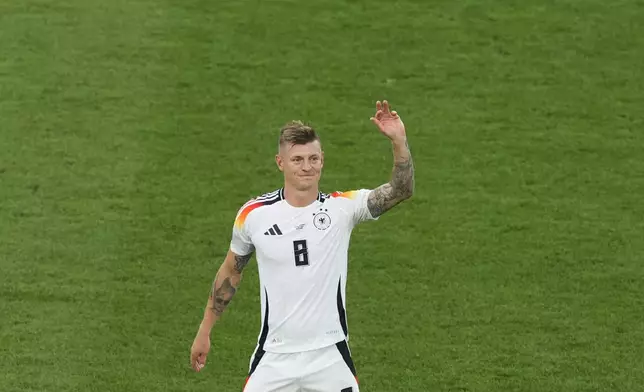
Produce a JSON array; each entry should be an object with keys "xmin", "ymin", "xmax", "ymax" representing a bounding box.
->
[
  {"xmin": 234, "ymin": 188, "xmax": 284, "ymax": 228},
  {"xmin": 323, "ymin": 189, "xmax": 379, "ymax": 223},
  {"xmin": 321, "ymin": 189, "xmax": 370, "ymax": 202},
  {"xmin": 241, "ymin": 189, "xmax": 284, "ymax": 208},
  {"xmin": 320, "ymin": 189, "xmax": 373, "ymax": 216}
]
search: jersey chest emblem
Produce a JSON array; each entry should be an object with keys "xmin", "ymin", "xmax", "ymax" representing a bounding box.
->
[{"xmin": 313, "ymin": 208, "xmax": 331, "ymax": 230}]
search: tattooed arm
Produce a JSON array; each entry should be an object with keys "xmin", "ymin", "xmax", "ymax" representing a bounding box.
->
[
  {"xmin": 367, "ymin": 138, "xmax": 415, "ymax": 218},
  {"xmin": 190, "ymin": 249, "xmax": 252, "ymax": 371},
  {"xmin": 204, "ymin": 250, "xmax": 251, "ymax": 326},
  {"xmin": 366, "ymin": 100, "xmax": 414, "ymax": 218}
]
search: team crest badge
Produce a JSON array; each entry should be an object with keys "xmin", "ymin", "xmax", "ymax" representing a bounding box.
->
[{"xmin": 313, "ymin": 208, "xmax": 331, "ymax": 230}]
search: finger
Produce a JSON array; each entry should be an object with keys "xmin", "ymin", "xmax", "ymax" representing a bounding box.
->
[
  {"xmin": 383, "ymin": 100, "xmax": 390, "ymax": 114},
  {"xmin": 192, "ymin": 358, "xmax": 202, "ymax": 371},
  {"xmin": 195, "ymin": 354, "xmax": 206, "ymax": 371},
  {"xmin": 374, "ymin": 110, "xmax": 383, "ymax": 119},
  {"xmin": 392, "ymin": 110, "xmax": 398, "ymax": 118},
  {"xmin": 376, "ymin": 101, "xmax": 381, "ymax": 112}
]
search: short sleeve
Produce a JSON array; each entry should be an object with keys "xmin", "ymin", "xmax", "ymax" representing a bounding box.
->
[
  {"xmin": 229, "ymin": 202, "xmax": 255, "ymax": 256},
  {"xmin": 351, "ymin": 189, "xmax": 380, "ymax": 225},
  {"xmin": 333, "ymin": 189, "xmax": 379, "ymax": 226}
]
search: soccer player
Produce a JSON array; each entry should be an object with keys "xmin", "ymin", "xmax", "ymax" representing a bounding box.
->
[{"xmin": 190, "ymin": 100, "xmax": 414, "ymax": 391}]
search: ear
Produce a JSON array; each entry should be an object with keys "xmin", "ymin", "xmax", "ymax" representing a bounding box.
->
[{"xmin": 275, "ymin": 154, "xmax": 284, "ymax": 172}]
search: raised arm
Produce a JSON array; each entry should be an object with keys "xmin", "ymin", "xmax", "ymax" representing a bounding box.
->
[
  {"xmin": 190, "ymin": 249, "xmax": 252, "ymax": 372},
  {"xmin": 367, "ymin": 100, "xmax": 415, "ymax": 218}
]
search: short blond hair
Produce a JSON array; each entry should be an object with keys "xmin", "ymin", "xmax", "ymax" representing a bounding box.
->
[{"xmin": 279, "ymin": 120, "xmax": 320, "ymax": 150}]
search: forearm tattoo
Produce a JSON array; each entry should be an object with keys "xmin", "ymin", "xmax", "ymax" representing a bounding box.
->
[
  {"xmin": 367, "ymin": 146, "xmax": 414, "ymax": 218},
  {"xmin": 210, "ymin": 276, "xmax": 237, "ymax": 316},
  {"xmin": 209, "ymin": 253, "xmax": 252, "ymax": 316}
]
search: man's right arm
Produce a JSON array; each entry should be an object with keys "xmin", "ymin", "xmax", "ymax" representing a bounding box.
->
[
  {"xmin": 191, "ymin": 249, "xmax": 252, "ymax": 371},
  {"xmin": 197, "ymin": 249, "xmax": 253, "ymax": 334}
]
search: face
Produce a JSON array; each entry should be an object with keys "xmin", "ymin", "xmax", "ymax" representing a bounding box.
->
[{"xmin": 276, "ymin": 141, "xmax": 324, "ymax": 191}]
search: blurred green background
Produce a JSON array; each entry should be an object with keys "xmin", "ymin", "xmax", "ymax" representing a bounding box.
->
[{"xmin": 1, "ymin": 0, "xmax": 643, "ymax": 391}]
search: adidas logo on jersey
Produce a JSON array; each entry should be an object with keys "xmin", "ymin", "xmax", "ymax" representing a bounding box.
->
[{"xmin": 264, "ymin": 224, "xmax": 283, "ymax": 236}]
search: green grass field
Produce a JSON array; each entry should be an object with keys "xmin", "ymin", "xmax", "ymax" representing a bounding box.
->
[{"xmin": 1, "ymin": 0, "xmax": 643, "ymax": 391}]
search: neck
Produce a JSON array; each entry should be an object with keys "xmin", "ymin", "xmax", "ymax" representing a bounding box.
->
[{"xmin": 283, "ymin": 183, "xmax": 319, "ymax": 207}]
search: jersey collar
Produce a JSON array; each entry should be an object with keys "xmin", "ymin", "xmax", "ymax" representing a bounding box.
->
[{"xmin": 279, "ymin": 188, "xmax": 325, "ymax": 202}]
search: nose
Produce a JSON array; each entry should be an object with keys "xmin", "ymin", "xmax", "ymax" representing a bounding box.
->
[{"xmin": 302, "ymin": 160, "xmax": 312, "ymax": 171}]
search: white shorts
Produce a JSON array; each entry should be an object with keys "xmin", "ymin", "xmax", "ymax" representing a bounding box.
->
[{"xmin": 243, "ymin": 340, "xmax": 360, "ymax": 392}]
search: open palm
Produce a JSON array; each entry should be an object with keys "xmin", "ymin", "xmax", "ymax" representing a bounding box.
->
[{"xmin": 370, "ymin": 100, "xmax": 406, "ymax": 140}]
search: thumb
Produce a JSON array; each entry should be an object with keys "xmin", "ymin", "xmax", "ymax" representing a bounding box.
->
[{"xmin": 370, "ymin": 117, "xmax": 385, "ymax": 132}]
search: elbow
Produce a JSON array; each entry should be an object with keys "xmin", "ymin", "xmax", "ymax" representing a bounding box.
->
[
  {"xmin": 403, "ymin": 180, "xmax": 415, "ymax": 200},
  {"xmin": 390, "ymin": 175, "xmax": 414, "ymax": 202},
  {"xmin": 396, "ymin": 185, "xmax": 414, "ymax": 202}
]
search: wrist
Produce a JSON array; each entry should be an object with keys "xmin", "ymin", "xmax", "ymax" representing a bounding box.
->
[
  {"xmin": 390, "ymin": 136, "xmax": 408, "ymax": 147},
  {"xmin": 198, "ymin": 321, "xmax": 213, "ymax": 336},
  {"xmin": 390, "ymin": 136, "xmax": 410, "ymax": 164},
  {"xmin": 390, "ymin": 136, "xmax": 409, "ymax": 153}
]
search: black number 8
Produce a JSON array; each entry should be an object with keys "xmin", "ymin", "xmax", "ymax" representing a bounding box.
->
[{"xmin": 293, "ymin": 240, "xmax": 309, "ymax": 266}]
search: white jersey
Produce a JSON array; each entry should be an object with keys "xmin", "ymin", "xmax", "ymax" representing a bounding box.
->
[{"xmin": 229, "ymin": 188, "xmax": 378, "ymax": 354}]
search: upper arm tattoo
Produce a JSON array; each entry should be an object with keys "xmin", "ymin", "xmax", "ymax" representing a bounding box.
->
[
  {"xmin": 233, "ymin": 253, "xmax": 252, "ymax": 273},
  {"xmin": 367, "ymin": 158, "xmax": 414, "ymax": 218}
]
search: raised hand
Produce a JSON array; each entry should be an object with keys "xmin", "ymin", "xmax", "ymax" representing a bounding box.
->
[
  {"xmin": 370, "ymin": 100, "xmax": 406, "ymax": 141},
  {"xmin": 365, "ymin": 99, "xmax": 414, "ymax": 218}
]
